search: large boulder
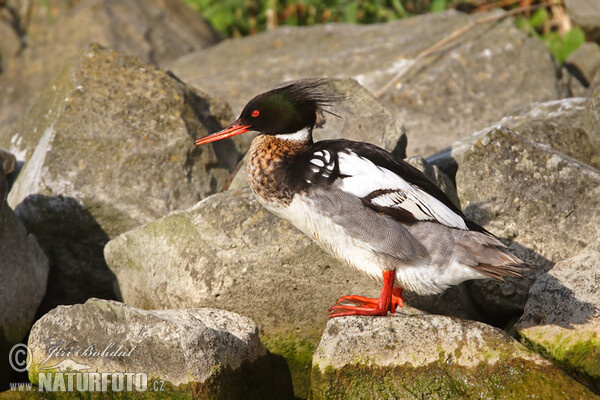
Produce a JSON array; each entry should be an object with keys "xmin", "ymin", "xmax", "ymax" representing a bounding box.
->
[
  {"xmin": 104, "ymin": 187, "xmax": 382, "ymax": 398},
  {"xmin": 516, "ymin": 239, "xmax": 600, "ymax": 393},
  {"xmin": 1, "ymin": 44, "xmax": 237, "ymax": 315},
  {"xmin": 0, "ymin": 0, "xmax": 220, "ymax": 136},
  {"xmin": 303, "ymin": 77, "xmax": 406, "ymax": 156},
  {"xmin": 455, "ymin": 126, "xmax": 600, "ymax": 319},
  {"xmin": 565, "ymin": 42, "xmax": 600, "ymax": 93},
  {"xmin": 168, "ymin": 10, "xmax": 567, "ymax": 156},
  {"xmin": 585, "ymin": 86, "xmax": 600, "ymax": 155},
  {"xmin": 27, "ymin": 298, "xmax": 293, "ymax": 398},
  {"xmin": 565, "ymin": 0, "xmax": 600, "ymax": 43},
  {"xmin": 430, "ymin": 97, "xmax": 600, "ymax": 178},
  {"xmin": 310, "ymin": 312, "xmax": 595, "ymax": 399},
  {"xmin": 427, "ymin": 96, "xmax": 600, "ymax": 322},
  {"xmin": 0, "ymin": 170, "xmax": 48, "ymax": 389}
]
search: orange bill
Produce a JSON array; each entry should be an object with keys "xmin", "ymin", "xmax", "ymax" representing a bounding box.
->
[{"xmin": 194, "ymin": 119, "xmax": 251, "ymax": 145}]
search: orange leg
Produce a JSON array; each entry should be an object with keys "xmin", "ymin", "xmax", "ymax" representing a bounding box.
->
[{"xmin": 328, "ymin": 270, "xmax": 404, "ymax": 318}]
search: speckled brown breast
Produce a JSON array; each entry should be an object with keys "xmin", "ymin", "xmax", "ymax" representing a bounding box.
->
[{"xmin": 247, "ymin": 135, "xmax": 310, "ymax": 207}]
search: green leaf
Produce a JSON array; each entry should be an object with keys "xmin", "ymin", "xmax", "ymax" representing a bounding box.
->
[
  {"xmin": 529, "ymin": 8, "xmax": 549, "ymax": 29},
  {"xmin": 430, "ymin": 0, "xmax": 447, "ymax": 13},
  {"xmin": 544, "ymin": 27, "xmax": 585, "ymax": 64}
]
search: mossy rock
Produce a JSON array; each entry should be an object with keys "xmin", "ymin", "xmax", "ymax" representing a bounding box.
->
[{"xmin": 310, "ymin": 314, "xmax": 597, "ymax": 399}]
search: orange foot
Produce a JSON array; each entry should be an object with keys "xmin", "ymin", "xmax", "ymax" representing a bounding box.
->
[{"xmin": 328, "ymin": 270, "xmax": 403, "ymax": 318}]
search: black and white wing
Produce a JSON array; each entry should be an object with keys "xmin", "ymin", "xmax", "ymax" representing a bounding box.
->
[
  {"xmin": 336, "ymin": 150, "xmax": 468, "ymax": 229},
  {"xmin": 301, "ymin": 140, "xmax": 485, "ymax": 233}
]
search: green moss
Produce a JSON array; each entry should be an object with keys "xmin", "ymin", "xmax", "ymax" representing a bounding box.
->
[
  {"xmin": 262, "ymin": 334, "xmax": 319, "ymax": 399},
  {"xmin": 310, "ymin": 358, "xmax": 596, "ymax": 400},
  {"xmin": 22, "ymin": 354, "xmax": 292, "ymax": 399},
  {"xmin": 521, "ymin": 330, "xmax": 600, "ymax": 392}
]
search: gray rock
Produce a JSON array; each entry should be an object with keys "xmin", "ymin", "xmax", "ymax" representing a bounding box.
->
[
  {"xmin": 565, "ymin": 0, "xmax": 600, "ymax": 43},
  {"xmin": 0, "ymin": 171, "xmax": 48, "ymax": 387},
  {"xmin": 499, "ymin": 98, "xmax": 600, "ymax": 170},
  {"xmin": 0, "ymin": 148, "xmax": 17, "ymax": 175},
  {"xmin": 0, "ymin": 0, "xmax": 220, "ymax": 137},
  {"xmin": 585, "ymin": 86, "xmax": 600, "ymax": 155},
  {"xmin": 168, "ymin": 10, "xmax": 565, "ymax": 157},
  {"xmin": 27, "ymin": 298, "xmax": 293, "ymax": 398},
  {"xmin": 430, "ymin": 97, "xmax": 600, "ymax": 178},
  {"xmin": 312, "ymin": 78, "xmax": 407, "ymax": 157},
  {"xmin": 455, "ymin": 126, "xmax": 600, "ymax": 317},
  {"xmin": 311, "ymin": 313, "xmax": 595, "ymax": 399},
  {"xmin": 104, "ymin": 187, "xmax": 382, "ymax": 398},
  {"xmin": 1, "ymin": 44, "xmax": 236, "ymax": 315},
  {"xmin": 565, "ymin": 42, "xmax": 600, "ymax": 89},
  {"xmin": 516, "ymin": 239, "xmax": 600, "ymax": 393}
]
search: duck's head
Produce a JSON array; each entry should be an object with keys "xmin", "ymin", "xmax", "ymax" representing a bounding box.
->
[{"xmin": 195, "ymin": 79, "xmax": 343, "ymax": 145}]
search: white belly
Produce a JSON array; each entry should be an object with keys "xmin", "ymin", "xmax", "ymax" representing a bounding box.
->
[
  {"xmin": 258, "ymin": 195, "xmax": 487, "ymax": 295},
  {"xmin": 259, "ymin": 195, "xmax": 386, "ymax": 283}
]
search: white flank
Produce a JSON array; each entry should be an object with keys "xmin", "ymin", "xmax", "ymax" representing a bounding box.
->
[
  {"xmin": 336, "ymin": 151, "xmax": 467, "ymax": 230},
  {"xmin": 259, "ymin": 195, "xmax": 387, "ymax": 283},
  {"xmin": 259, "ymin": 194, "xmax": 486, "ymax": 295}
]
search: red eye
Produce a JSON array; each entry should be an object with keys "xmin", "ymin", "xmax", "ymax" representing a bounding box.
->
[{"xmin": 251, "ymin": 110, "xmax": 260, "ymax": 117}]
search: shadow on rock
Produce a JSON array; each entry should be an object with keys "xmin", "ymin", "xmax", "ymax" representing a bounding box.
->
[
  {"xmin": 466, "ymin": 205, "xmax": 597, "ymax": 330},
  {"xmin": 14, "ymin": 194, "xmax": 120, "ymax": 319},
  {"xmin": 411, "ymin": 200, "xmax": 597, "ymax": 331},
  {"xmin": 517, "ymin": 272, "xmax": 598, "ymax": 330},
  {"xmin": 182, "ymin": 86, "xmax": 240, "ymax": 172}
]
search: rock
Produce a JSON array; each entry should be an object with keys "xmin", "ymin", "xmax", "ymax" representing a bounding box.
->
[
  {"xmin": 0, "ymin": 171, "xmax": 49, "ymax": 388},
  {"xmin": 429, "ymin": 97, "xmax": 600, "ymax": 178},
  {"xmin": 168, "ymin": 10, "xmax": 565, "ymax": 157},
  {"xmin": 105, "ymin": 187, "xmax": 382, "ymax": 398},
  {"xmin": 498, "ymin": 98, "xmax": 600, "ymax": 170},
  {"xmin": 310, "ymin": 313, "xmax": 595, "ymax": 399},
  {"xmin": 565, "ymin": 0, "xmax": 600, "ymax": 43},
  {"xmin": 585, "ymin": 86, "xmax": 600, "ymax": 155},
  {"xmin": 0, "ymin": 44, "xmax": 236, "ymax": 315},
  {"xmin": 0, "ymin": 148, "xmax": 17, "ymax": 176},
  {"xmin": 27, "ymin": 298, "xmax": 293, "ymax": 398},
  {"xmin": 312, "ymin": 78, "xmax": 407, "ymax": 157},
  {"xmin": 516, "ymin": 239, "xmax": 600, "ymax": 393},
  {"xmin": 455, "ymin": 126, "xmax": 600, "ymax": 318},
  {"xmin": 565, "ymin": 42, "xmax": 600, "ymax": 89},
  {"xmin": 0, "ymin": 0, "xmax": 220, "ymax": 137},
  {"xmin": 402, "ymin": 282, "xmax": 486, "ymax": 324}
]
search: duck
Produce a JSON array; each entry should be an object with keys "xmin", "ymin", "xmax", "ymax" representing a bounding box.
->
[{"xmin": 195, "ymin": 79, "xmax": 530, "ymax": 318}]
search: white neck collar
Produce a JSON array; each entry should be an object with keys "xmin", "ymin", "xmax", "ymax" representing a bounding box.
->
[{"xmin": 274, "ymin": 126, "xmax": 312, "ymax": 142}]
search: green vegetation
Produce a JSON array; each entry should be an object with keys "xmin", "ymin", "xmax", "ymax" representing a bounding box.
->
[
  {"xmin": 262, "ymin": 334, "xmax": 318, "ymax": 399},
  {"xmin": 517, "ymin": 7, "xmax": 585, "ymax": 63},
  {"xmin": 184, "ymin": 0, "xmax": 587, "ymax": 64}
]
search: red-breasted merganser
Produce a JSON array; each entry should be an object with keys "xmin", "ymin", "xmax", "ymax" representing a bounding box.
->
[{"xmin": 195, "ymin": 80, "xmax": 530, "ymax": 318}]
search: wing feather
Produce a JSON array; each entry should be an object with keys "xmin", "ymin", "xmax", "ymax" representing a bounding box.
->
[{"xmin": 335, "ymin": 150, "xmax": 469, "ymax": 230}]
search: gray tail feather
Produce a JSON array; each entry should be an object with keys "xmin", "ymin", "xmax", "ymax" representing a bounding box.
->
[{"xmin": 460, "ymin": 233, "xmax": 533, "ymax": 281}]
